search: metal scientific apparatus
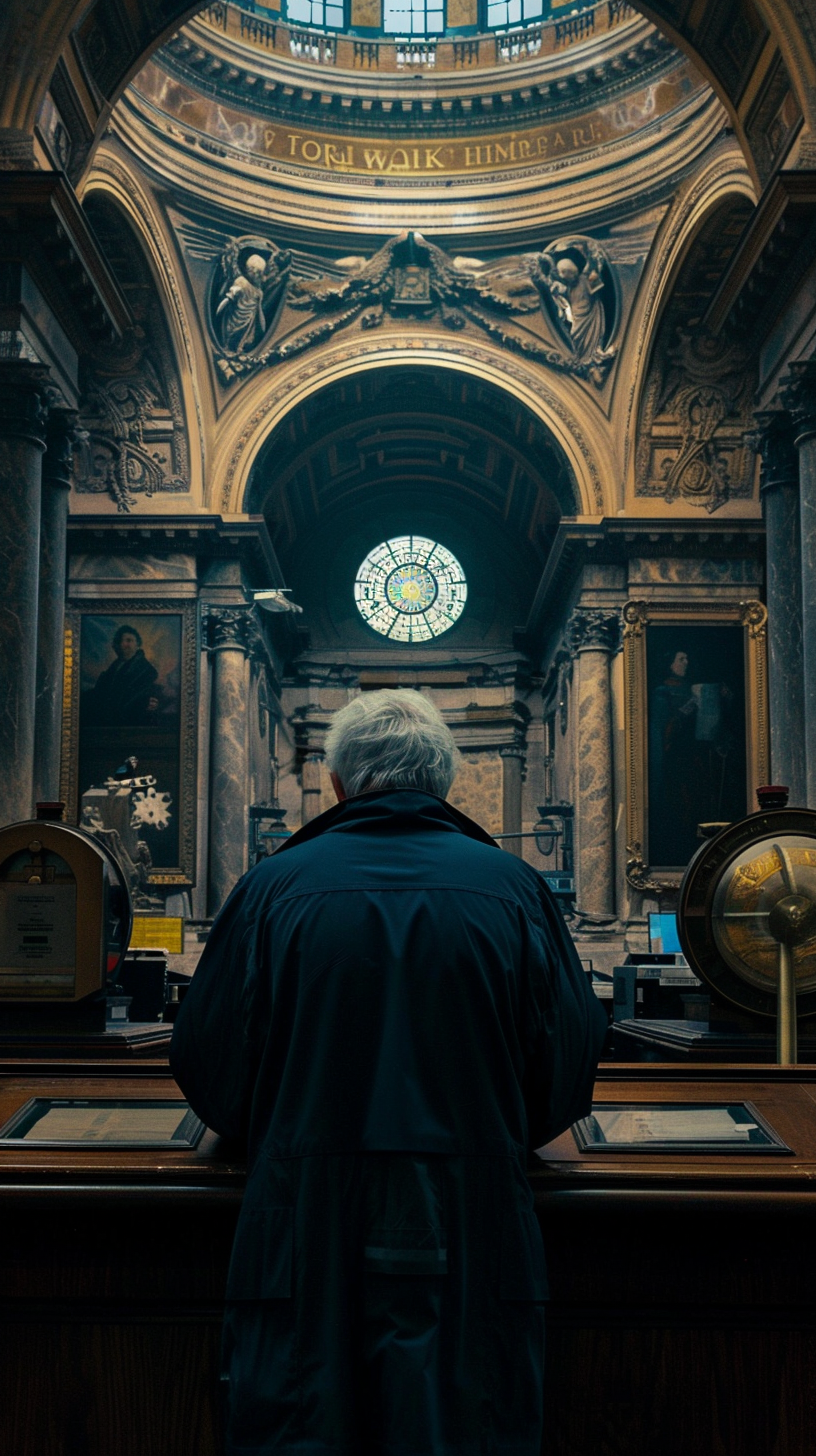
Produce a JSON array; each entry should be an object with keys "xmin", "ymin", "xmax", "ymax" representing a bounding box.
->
[{"xmin": 678, "ymin": 797, "xmax": 816, "ymax": 1065}]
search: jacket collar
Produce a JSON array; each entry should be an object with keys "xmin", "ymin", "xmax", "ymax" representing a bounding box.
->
[{"xmin": 275, "ymin": 788, "xmax": 497, "ymax": 855}]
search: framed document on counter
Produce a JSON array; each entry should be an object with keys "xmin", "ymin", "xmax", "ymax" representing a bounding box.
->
[
  {"xmin": 0, "ymin": 1098, "xmax": 206, "ymax": 1149},
  {"xmin": 573, "ymin": 1101, "xmax": 791, "ymax": 1154}
]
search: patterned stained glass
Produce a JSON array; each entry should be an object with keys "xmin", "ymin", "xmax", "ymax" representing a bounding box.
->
[{"xmin": 354, "ymin": 536, "xmax": 467, "ymax": 642}]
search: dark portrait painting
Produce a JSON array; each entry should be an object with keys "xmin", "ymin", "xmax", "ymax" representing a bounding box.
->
[
  {"xmin": 646, "ymin": 624, "xmax": 747, "ymax": 868},
  {"xmin": 78, "ymin": 614, "xmax": 183, "ymax": 869}
]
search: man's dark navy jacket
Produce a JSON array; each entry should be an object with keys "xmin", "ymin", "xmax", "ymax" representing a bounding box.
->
[{"xmin": 171, "ymin": 789, "xmax": 607, "ymax": 1456}]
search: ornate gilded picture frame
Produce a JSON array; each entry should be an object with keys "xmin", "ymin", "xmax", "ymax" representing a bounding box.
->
[
  {"xmin": 623, "ymin": 600, "xmax": 769, "ymax": 891},
  {"xmin": 61, "ymin": 601, "xmax": 198, "ymax": 887}
]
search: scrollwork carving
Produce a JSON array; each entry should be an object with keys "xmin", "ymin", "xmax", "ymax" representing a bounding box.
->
[
  {"xmin": 740, "ymin": 599, "xmax": 768, "ymax": 640},
  {"xmin": 636, "ymin": 325, "xmax": 756, "ymax": 513}
]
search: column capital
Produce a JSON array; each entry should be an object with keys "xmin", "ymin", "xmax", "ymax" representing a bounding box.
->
[
  {"xmin": 204, "ymin": 604, "xmax": 254, "ymax": 654},
  {"xmin": 780, "ymin": 360, "xmax": 816, "ymax": 446},
  {"xmin": 566, "ymin": 606, "xmax": 621, "ymax": 657},
  {"xmin": 750, "ymin": 408, "xmax": 799, "ymax": 495},
  {"xmin": 42, "ymin": 409, "xmax": 79, "ymax": 491},
  {"xmin": 0, "ymin": 360, "xmax": 50, "ymax": 449}
]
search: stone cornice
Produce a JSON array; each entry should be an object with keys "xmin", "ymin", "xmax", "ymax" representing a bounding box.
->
[
  {"xmin": 66, "ymin": 511, "xmax": 286, "ymax": 588},
  {"xmin": 159, "ymin": 13, "xmax": 677, "ymax": 137},
  {"xmin": 523, "ymin": 517, "xmax": 765, "ymax": 647},
  {"xmin": 112, "ymin": 77, "xmax": 723, "ymax": 236},
  {"xmin": 704, "ymin": 171, "xmax": 816, "ymax": 341}
]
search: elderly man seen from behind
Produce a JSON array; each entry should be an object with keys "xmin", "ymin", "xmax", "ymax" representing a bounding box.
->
[{"xmin": 170, "ymin": 689, "xmax": 607, "ymax": 1456}]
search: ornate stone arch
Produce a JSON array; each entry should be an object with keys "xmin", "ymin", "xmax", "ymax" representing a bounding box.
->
[
  {"xmin": 79, "ymin": 161, "xmax": 206, "ymax": 506},
  {"xmin": 211, "ymin": 335, "xmax": 614, "ymax": 520},
  {"xmin": 625, "ymin": 175, "xmax": 761, "ymax": 515},
  {"xmin": 617, "ymin": 144, "xmax": 757, "ymax": 492}
]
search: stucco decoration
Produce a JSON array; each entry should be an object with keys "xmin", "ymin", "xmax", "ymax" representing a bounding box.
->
[
  {"xmin": 73, "ymin": 198, "xmax": 190, "ymax": 512},
  {"xmin": 636, "ymin": 328, "xmax": 756, "ymax": 513},
  {"xmin": 74, "ymin": 339, "xmax": 189, "ymax": 511},
  {"xmin": 202, "ymin": 228, "xmax": 618, "ymax": 386}
]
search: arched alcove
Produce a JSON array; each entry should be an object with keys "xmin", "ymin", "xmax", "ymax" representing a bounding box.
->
[
  {"xmin": 73, "ymin": 193, "xmax": 192, "ymax": 510},
  {"xmin": 246, "ymin": 363, "xmax": 577, "ymax": 654}
]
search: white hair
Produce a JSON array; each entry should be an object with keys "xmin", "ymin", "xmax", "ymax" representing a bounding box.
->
[{"xmin": 324, "ymin": 690, "xmax": 461, "ymax": 799}]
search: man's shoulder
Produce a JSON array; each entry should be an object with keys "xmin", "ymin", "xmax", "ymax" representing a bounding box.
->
[{"xmin": 244, "ymin": 820, "xmax": 547, "ymax": 912}]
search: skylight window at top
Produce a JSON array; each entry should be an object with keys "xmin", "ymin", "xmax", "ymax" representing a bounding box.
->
[
  {"xmin": 383, "ymin": 0, "xmax": 445, "ymax": 35},
  {"xmin": 486, "ymin": 0, "xmax": 543, "ymax": 28},
  {"xmin": 286, "ymin": 0, "xmax": 345, "ymax": 29}
]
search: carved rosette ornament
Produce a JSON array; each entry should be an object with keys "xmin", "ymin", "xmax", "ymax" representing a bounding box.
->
[{"xmin": 566, "ymin": 607, "xmax": 621, "ymax": 656}]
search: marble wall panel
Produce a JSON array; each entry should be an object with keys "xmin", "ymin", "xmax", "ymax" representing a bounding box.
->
[
  {"xmin": 70, "ymin": 553, "xmax": 197, "ymax": 580},
  {"xmin": 448, "ymin": 754, "xmax": 503, "ymax": 838}
]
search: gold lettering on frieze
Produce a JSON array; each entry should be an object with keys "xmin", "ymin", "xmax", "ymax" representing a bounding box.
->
[{"xmin": 265, "ymin": 115, "xmax": 611, "ymax": 176}]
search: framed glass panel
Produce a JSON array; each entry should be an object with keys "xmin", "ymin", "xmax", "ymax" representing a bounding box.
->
[
  {"xmin": 573, "ymin": 1102, "xmax": 791, "ymax": 1154},
  {"xmin": 0, "ymin": 1098, "xmax": 206, "ymax": 1149}
]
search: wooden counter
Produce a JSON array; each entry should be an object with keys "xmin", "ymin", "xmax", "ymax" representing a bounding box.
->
[{"xmin": 1, "ymin": 1063, "xmax": 815, "ymax": 1455}]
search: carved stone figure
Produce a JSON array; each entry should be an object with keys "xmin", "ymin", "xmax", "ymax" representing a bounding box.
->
[
  {"xmin": 204, "ymin": 228, "xmax": 618, "ymax": 385},
  {"xmin": 212, "ymin": 237, "xmax": 291, "ymax": 355}
]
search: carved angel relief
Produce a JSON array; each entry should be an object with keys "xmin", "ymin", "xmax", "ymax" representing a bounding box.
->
[
  {"xmin": 201, "ymin": 228, "xmax": 618, "ymax": 386},
  {"xmin": 210, "ymin": 236, "xmax": 292, "ymax": 356}
]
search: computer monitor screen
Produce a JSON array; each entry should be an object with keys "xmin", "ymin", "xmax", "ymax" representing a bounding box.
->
[{"xmin": 648, "ymin": 912, "xmax": 682, "ymax": 955}]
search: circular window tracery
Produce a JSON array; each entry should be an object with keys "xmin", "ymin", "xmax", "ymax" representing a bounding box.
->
[{"xmin": 354, "ymin": 536, "xmax": 467, "ymax": 642}]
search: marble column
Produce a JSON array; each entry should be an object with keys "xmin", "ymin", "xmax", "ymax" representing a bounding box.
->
[
  {"xmin": 500, "ymin": 744, "xmax": 525, "ymax": 857},
  {"xmin": 753, "ymin": 409, "xmax": 806, "ymax": 804},
  {"xmin": 302, "ymin": 752, "xmax": 324, "ymax": 824},
  {"xmin": 567, "ymin": 607, "xmax": 620, "ymax": 920},
  {"xmin": 781, "ymin": 361, "xmax": 816, "ymax": 806},
  {"xmin": 206, "ymin": 606, "xmax": 252, "ymax": 914},
  {"xmin": 0, "ymin": 362, "xmax": 49, "ymax": 825},
  {"xmin": 33, "ymin": 409, "xmax": 76, "ymax": 806}
]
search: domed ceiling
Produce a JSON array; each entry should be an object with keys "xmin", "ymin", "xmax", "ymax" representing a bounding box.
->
[{"xmin": 112, "ymin": 0, "xmax": 721, "ymax": 235}]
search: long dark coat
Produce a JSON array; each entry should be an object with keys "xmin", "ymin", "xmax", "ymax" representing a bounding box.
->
[{"xmin": 170, "ymin": 790, "xmax": 607, "ymax": 1456}]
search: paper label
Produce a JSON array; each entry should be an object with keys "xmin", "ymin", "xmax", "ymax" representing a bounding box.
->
[{"xmin": 0, "ymin": 883, "xmax": 77, "ymax": 970}]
